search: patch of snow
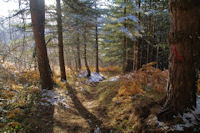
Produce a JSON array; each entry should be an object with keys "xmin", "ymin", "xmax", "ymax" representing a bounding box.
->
[
  {"xmin": 147, "ymin": 116, "xmax": 171, "ymax": 131},
  {"xmin": 173, "ymin": 95, "xmax": 200, "ymax": 130},
  {"xmin": 148, "ymin": 97, "xmax": 200, "ymax": 132},
  {"xmin": 94, "ymin": 127, "xmax": 101, "ymax": 133},
  {"xmin": 77, "ymin": 71, "xmax": 88, "ymax": 78},
  {"xmin": 162, "ymin": 126, "xmax": 169, "ymax": 130},
  {"xmin": 81, "ymin": 88, "xmax": 87, "ymax": 91},
  {"xmin": 39, "ymin": 89, "xmax": 69, "ymax": 109},
  {"xmin": 173, "ymin": 124, "xmax": 184, "ymax": 131},
  {"xmin": 87, "ymin": 119, "xmax": 92, "ymax": 124},
  {"xmin": 88, "ymin": 73, "xmax": 104, "ymax": 83},
  {"xmin": 107, "ymin": 76, "xmax": 120, "ymax": 82},
  {"xmin": 158, "ymin": 121, "xmax": 164, "ymax": 127},
  {"xmin": 77, "ymin": 71, "xmax": 105, "ymax": 83}
]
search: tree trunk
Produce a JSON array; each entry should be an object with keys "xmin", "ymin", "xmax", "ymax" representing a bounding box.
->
[
  {"xmin": 95, "ymin": 22, "xmax": 99, "ymax": 73},
  {"xmin": 158, "ymin": 0, "xmax": 200, "ymax": 120},
  {"xmin": 83, "ymin": 29, "xmax": 91, "ymax": 77},
  {"xmin": 76, "ymin": 33, "xmax": 82, "ymax": 71},
  {"xmin": 122, "ymin": 0, "xmax": 127, "ymax": 73},
  {"xmin": 133, "ymin": 0, "xmax": 141, "ymax": 71},
  {"xmin": 122, "ymin": 0, "xmax": 133, "ymax": 73},
  {"xmin": 95, "ymin": 0, "xmax": 99, "ymax": 73},
  {"xmin": 30, "ymin": 0, "xmax": 53, "ymax": 90},
  {"xmin": 56, "ymin": 0, "xmax": 67, "ymax": 81},
  {"xmin": 133, "ymin": 40, "xmax": 140, "ymax": 71}
]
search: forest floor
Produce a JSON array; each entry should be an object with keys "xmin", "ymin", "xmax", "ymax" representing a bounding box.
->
[{"xmin": 0, "ymin": 62, "xmax": 200, "ymax": 133}]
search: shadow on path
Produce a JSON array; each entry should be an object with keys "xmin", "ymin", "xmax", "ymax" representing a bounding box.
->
[{"xmin": 66, "ymin": 83, "xmax": 111, "ymax": 132}]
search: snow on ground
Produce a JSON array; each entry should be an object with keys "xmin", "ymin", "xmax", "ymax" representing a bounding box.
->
[
  {"xmin": 88, "ymin": 73, "xmax": 104, "ymax": 83},
  {"xmin": 107, "ymin": 76, "xmax": 120, "ymax": 82},
  {"xmin": 77, "ymin": 71, "xmax": 88, "ymax": 78},
  {"xmin": 39, "ymin": 89, "xmax": 70, "ymax": 109},
  {"xmin": 148, "ymin": 95, "xmax": 200, "ymax": 132},
  {"xmin": 77, "ymin": 71, "xmax": 105, "ymax": 83},
  {"xmin": 173, "ymin": 95, "xmax": 200, "ymax": 131}
]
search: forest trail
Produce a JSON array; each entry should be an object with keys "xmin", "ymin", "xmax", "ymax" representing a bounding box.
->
[
  {"xmin": 1, "ymin": 63, "xmax": 199, "ymax": 132},
  {"xmin": 49, "ymin": 82, "xmax": 110, "ymax": 133}
]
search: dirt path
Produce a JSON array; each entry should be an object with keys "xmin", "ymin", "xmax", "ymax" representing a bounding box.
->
[{"xmin": 51, "ymin": 82, "xmax": 111, "ymax": 133}]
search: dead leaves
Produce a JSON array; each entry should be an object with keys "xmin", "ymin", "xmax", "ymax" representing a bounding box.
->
[{"xmin": 118, "ymin": 62, "xmax": 168, "ymax": 97}]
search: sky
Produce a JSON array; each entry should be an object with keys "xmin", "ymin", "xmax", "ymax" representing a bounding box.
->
[
  {"xmin": 0, "ymin": 0, "xmax": 110, "ymax": 17},
  {"xmin": 0, "ymin": 0, "xmax": 55, "ymax": 17}
]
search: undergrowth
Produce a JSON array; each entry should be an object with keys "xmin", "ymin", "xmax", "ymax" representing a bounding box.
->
[
  {"xmin": 118, "ymin": 62, "xmax": 168, "ymax": 97},
  {"xmin": 0, "ymin": 62, "xmax": 41, "ymax": 132}
]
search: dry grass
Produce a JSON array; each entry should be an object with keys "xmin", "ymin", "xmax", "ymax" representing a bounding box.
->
[
  {"xmin": 99, "ymin": 66, "xmax": 121, "ymax": 73},
  {"xmin": 118, "ymin": 62, "xmax": 168, "ymax": 97}
]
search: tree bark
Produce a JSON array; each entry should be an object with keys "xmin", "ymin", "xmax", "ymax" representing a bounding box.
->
[
  {"xmin": 158, "ymin": 0, "xmax": 200, "ymax": 120},
  {"xmin": 95, "ymin": 24, "xmax": 99, "ymax": 73},
  {"xmin": 133, "ymin": 0, "xmax": 141, "ymax": 71},
  {"xmin": 122, "ymin": 0, "xmax": 127, "ymax": 73},
  {"xmin": 56, "ymin": 0, "xmax": 67, "ymax": 81},
  {"xmin": 133, "ymin": 40, "xmax": 140, "ymax": 71},
  {"xmin": 95, "ymin": 0, "xmax": 99, "ymax": 73},
  {"xmin": 30, "ymin": 0, "xmax": 53, "ymax": 89},
  {"xmin": 83, "ymin": 28, "xmax": 91, "ymax": 77},
  {"xmin": 76, "ymin": 33, "xmax": 82, "ymax": 71}
]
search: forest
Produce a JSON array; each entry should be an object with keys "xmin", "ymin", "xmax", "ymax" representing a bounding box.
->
[{"xmin": 0, "ymin": 0, "xmax": 200, "ymax": 132}]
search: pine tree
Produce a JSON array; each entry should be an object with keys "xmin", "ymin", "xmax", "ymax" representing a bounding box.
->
[
  {"xmin": 158, "ymin": 0, "xmax": 200, "ymax": 120},
  {"xmin": 56, "ymin": 0, "xmax": 67, "ymax": 81},
  {"xmin": 30, "ymin": 0, "xmax": 53, "ymax": 89}
]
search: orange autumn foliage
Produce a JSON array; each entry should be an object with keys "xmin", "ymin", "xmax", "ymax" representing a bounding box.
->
[
  {"xmin": 7, "ymin": 122, "xmax": 21, "ymax": 127},
  {"xmin": 118, "ymin": 62, "xmax": 168, "ymax": 96},
  {"xmin": 99, "ymin": 66, "xmax": 121, "ymax": 73},
  {"xmin": 8, "ymin": 112, "xmax": 15, "ymax": 119},
  {"xmin": 20, "ymin": 70, "xmax": 39, "ymax": 83}
]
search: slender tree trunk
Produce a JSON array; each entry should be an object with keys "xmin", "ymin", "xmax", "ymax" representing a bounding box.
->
[
  {"xmin": 95, "ymin": 0, "xmax": 99, "ymax": 73},
  {"xmin": 83, "ymin": 28, "xmax": 91, "ymax": 77},
  {"xmin": 76, "ymin": 33, "xmax": 82, "ymax": 71},
  {"xmin": 30, "ymin": 0, "xmax": 53, "ymax": 89},
  {"xmin": 122, "ymin": 0, "xmax": 127, "ymax": 73},
  {"xmin": 158, "ymin": 0, "xmax": 200, "ymax": 120},
  {"xmin": 95, "ymin": 22, "xmax": 99, "ymax": 73},
  {"xmin": 56, "ymin": 0, "xmax": 66, "ymax": 81},
  {"xmin": 146, "ymin": 0, "xmax": 151, "ymax": 64},
  {"xmin": 133, "ymin": 0, "xmax": 141, "ymax": 71},
  {"xmin": 133, "ymin": 40, "xmax": 140, "ymax": 71},
  {"xmin": 156, "ymin": 45, "xmax": 159, "ymax": 68},
  {"xmin": 122, "ymin": 0, "xmax": 133, "ymax": 73}
]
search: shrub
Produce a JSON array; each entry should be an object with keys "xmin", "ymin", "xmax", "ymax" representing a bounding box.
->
[{"xmin": 118, "ymin": 62, "xmax": 168, "ymax": 96}]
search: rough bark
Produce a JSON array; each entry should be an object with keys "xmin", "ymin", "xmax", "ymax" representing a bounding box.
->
[
  {"xmin": 56, "ymin": 0, "xmax": 67, "ymax": 81},
  {"xmin": 95, "ymin": 1, "xmax": 99, "ymax": 73},
  {"xmin": 30, "ymin": 0, "xmax": 53, "ymax": 89},
  {"xmin": 158, "ymin": 0, "xmax": 200, "ymax": 120}
]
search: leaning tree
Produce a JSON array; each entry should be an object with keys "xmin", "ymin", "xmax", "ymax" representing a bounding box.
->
[{"xmin": 30, "ymin": 0, "xmax": 53, "ymax": 89}]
